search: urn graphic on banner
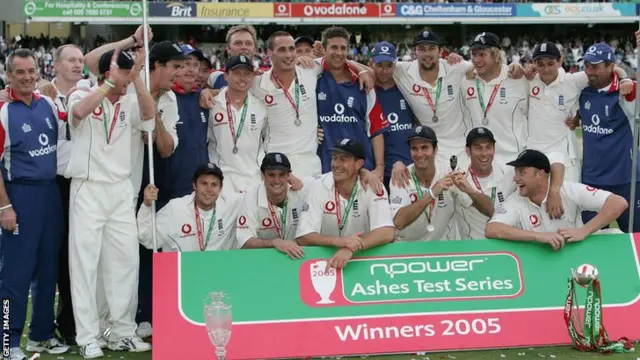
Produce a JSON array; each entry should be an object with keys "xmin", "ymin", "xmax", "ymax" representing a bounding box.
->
[
  {"xmin": 310, "ymin": 261, "xmax": 337, "ymax": 304},
  {"xmin": 204, "ymin": 292, "xmax": 232, "ymax": 360}
]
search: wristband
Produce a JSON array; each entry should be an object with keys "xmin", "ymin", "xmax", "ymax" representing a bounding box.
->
[
  {"xmin": 428, "ymin": 188, "xmax": 436, "ymax": 200},
  {"xmin": 130, "ymin": 35, "xmax": 138, "ymax": 47},
  {"xmin": 104, "ymin": 79, "xmax": 115, "ymax": 88},
  {"xmin": 358, "ymin": 70, "xmax": 369, "ymax": 75},
  {"xmin": 0, "ymin": 204, "xmax": 12, "ymax": 211},
  {"xmin": 620, "ymin": 78, "xmax": 632, "ymax": 83},
  {"xmin": 98, "ymin": 86, "xmax": 108, "ymax": 95}
]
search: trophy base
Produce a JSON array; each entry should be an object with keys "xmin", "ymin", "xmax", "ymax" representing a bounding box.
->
[{"xmin": 316, "ymin": 299, "xmax": 335, "ymax": 304}]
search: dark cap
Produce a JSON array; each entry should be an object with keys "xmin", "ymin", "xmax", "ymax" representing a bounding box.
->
[
  {"xmin": 225, "ymin": 55, "xmax": 254, "ymax": 73},
  {"xmin": 149, "ymin": 41, "xmax": 186, "ymax": 64},
  {"xmin": 295, "ymin": 36, "xmax": 315, "ymax": 47},
  {"xmin": 192, "ymin": 163, "xmax": 224, "ymax": 182},
  {"xmin": 466, "ymin": 127, "xmax": 496, "ymax": 147},
  {"xmin": 470, "ymin": 32, "xmax": 501, "ymax": 50},
  {"xmin": 98, "ymin": 50, "xmax": 134, "ymax": 75},
  {"xmin": 332, "ymin": 138, "xmax": 365, "ymax": 160},
  {"xmin": 506, "ymin": 150, "xmax": 551, "ymax": 173},
  {"xmin": 532, "ymin": 42, "xmax": 561, "ymax": 61},
  {"xmin": 180, "ymin": 44, "xmax": 205, "ymax": 61},
  {"xmin": 261, "ymin": 152, "xmax": 292, "ymax": 173},
  {"xmin": 407, "ymin": 125, "xmax": 438, "ymax": 144},
  {"xmin": 412, "ymin": 29, "xmax": 443, "ymax": 47}
]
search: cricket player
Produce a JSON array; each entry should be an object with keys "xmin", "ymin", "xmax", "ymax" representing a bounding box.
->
[
  {"xmin": 461, "ymin": 32, "xmax": 529, "ymax": 165},
  {"xmin": 485, "ymin": 150, "xmax": 628, "ymax": 251},
  {"xmin": 295, "ymin": 36, "xmax": 315, "ymax": 58},
  {"xmin": 138, "ymin": 163, "xmax": 241, "ymax": 252},
  {"xmin": 208, "ymin": 25, "xmax": 258, "ymax": 90},
  {"xmin": 576, "ymin": 42, "xmax": 640, "ymax": 233},
  {"xmin": 237, "ymin": 152, "xmax": 309, "ymax": 258},
  {"xmin": 457, "ymin": 127, "xmax": 568, "ymax": 239},
  {"xmin": 66, "ymin": 49, "xmax": 155, "ymax": 357},
  {"xmin": 0, "ymin": 49, "xmax": 69, "ymax": 360},
  {"xmin": 296, "ymin": 138, "xmax": 395, "ymax": 269},
  {"xmin": 525, "ymin": 42, "xmax": 631, "ymax": 182},
  {"xmin": 390, "ymin": 126, "xmax": 494, "ymax": 242},
  {"xmin": 208, "ymin": 55, "xmax": 267, "ymax": 194}
]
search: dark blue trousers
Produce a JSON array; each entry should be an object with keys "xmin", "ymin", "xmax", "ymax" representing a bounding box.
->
[
  {"xmin": 582, "ymin": 182, "xmax": 640, "ymax": 233},
  {"xmin": 0, "ymin": 180, "xmax": 62, "ymax": 347}
]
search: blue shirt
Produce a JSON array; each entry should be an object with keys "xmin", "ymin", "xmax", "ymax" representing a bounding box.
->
[
  {"xmin": 0, "ymin": 92, "xmax": 59, "ymax": 182},
  {"xmin": 579, "ymin": 78, "xmax": 640, "ymax": 186},
  {"xmin": 376, "ymin": 85, "xmax": 414, "ymax": 179},
  {"xmin": 316, "ymin": 68, "xmax": 387, "ymax": 173}
]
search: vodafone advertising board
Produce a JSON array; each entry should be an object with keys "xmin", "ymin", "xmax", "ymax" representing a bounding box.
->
[{"xmin": 274, "ymin": 3, "xmax": 396, "ymax": 18}]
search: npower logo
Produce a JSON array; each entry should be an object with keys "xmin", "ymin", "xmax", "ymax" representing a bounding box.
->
[{"xmin": 370, "ymin": 258, "xmax": 486, "ymax": 279}]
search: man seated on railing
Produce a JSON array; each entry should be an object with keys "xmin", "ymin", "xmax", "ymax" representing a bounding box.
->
[{"xmin": 485, "ymin": 150, "xmax": 628, "ymax": 251}]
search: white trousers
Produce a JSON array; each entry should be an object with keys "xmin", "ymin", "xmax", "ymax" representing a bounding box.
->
[
  {"xmin": 69, "ymin": 179, "xmax": 140, "ymax": 346},
  {"xmin": 289, "ymin": 153, "xmax": 322, "ymax": 179}
]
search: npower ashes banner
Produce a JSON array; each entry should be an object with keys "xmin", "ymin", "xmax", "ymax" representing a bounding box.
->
[
  {"xmin": 23, "ymin": 0, "xmax": 143, "ymax": 18},
  {"xmin": 274, "ymin": 3, "xmax": 395, "ymax": 18},
  {"xmin": 153, "ymin": 233, "xmax": 640, "ymax": 359}
]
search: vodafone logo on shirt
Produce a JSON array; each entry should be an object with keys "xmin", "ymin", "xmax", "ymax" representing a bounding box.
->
[
  {"xmin": 466, "ymin": 87, "xmax": 476, "ymax": 99},
  {"xmin": 213, "ymin": 112, "xmax": 226, "ymax": 125},
  {"xmin": 529, "ymin": 214, "xmax": 540, "ymax": 227},
  {"xmin": 262, "ymin": 218, "xmax": 273, "ymax": 229},
  {"xmin": 275, "ymin": 3, "xmax": 381, "ymax": 17},
  {"xmin": 324, "ymin": 201, "xmax": 336, "ymax": 214},
  {"xmin": 181, "ymin": 224, "xmax": 194, "ymax": 237}
]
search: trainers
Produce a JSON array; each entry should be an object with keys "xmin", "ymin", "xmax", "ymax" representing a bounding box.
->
[
  {"xmin": 107, "ymin": 336, "xmax": 151, "ymax": 352},
  {"xmin": 136, "ymin": 321, "xmax": 152, "ymax": 338},
  {"xmin": 79, "ymin": 341, "xmax": 104, "ymax": 359},
  {"xmin": 96, "ymin": 336, "xmax": 107, "ymax": 349},
  {"xmin": 26, "ymin": 337, "xmax": 69, "ymax": 355},
  {"xmin": 3, "ymin": 348, "xmax": 27, "ymax": 360}
]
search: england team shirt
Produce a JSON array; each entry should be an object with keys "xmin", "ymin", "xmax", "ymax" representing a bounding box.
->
[
  {"xmin": 489, "ymin": 182, "xmax": 612, "ymax": 232},
  {"xmin": 251, "ymin": 66, "xmax": 320, "ymax": 162},
  {"xmin": 51, "ymin": 78, "xmax": 73, "ymax": 175},
  {"xmin": 66, "ymin": 89, "xmax": 155, "ymax": 183},
  {"xmin": 393, "ymin": 59, "xmax": 472, "ymax": 165},
  {"xmin": 208, "ymin": 71, "xmax": 228, "ymax": 90},
  {"xmin": 131, "ymin": 90, "xmax": 179, "ymax": 195},
  {"xmin": 462, "ymin": 65, "xmax": 529, "ymax": 165},
  {"xmin": 390, "ymin": 161, "xmax": 471, "ymax": 242},
  {"xmin": 579, "ymin": 75, "xmax": 639, "ymax": 186},
  {"xmin": 316, "ymin": 61, "xmax": 388, "ymax": 173},
  {"xmin": 296, "ymin": 173, "xmax": 394, "ymax": 238},
  {"xmin": 137, "ymin": 192, "xmax": 241, "ymax": 252},
  {"xmin": 236, "ymin": 177, "xmax": 315, "ymax": 247},
  {"xmin": 0, "ymin": 91, "xmax": 62, "ymax": 182},
  {"xmin": 376, "ymin": 85, "xmax": 415, "ymax": 180},
  {"xmin": 527, "ymin": 69, "xmax": 587, "ymax": 165},
  {"xmin": 208, "ymin": 88, "xmax": 267, "ymax": 193}
]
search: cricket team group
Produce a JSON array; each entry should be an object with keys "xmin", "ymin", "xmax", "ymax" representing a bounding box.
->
[{"xmin": 0, "ymin": 23, "xmax": 639, "ymax": 360}]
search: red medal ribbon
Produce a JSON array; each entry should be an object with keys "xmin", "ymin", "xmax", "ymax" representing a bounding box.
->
[
  {"xmin": 271, "ymin": 72, "xmax": 300, "ymax": 121},
  {"xmin": 483, "ymin": 84, "xmax": 500, "ymax": 119}
]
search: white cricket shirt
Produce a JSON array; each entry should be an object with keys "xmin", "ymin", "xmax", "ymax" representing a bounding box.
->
[
  {"xmin": 137, "ymin": 192, "xmax": 242, "ymax": 252},
  {"xmin": 236, "ymin": 177, "xmax": 315, "ymax": 247},
  {"xmin": 527, "ymin": 69, "xmax": 587, "ymax": 163},
  {"xmin": 251, "ymin": 66, "xmax": 320, "ymax": 158},
  {"xmin": 296, "ymin": 173, "xmax": 394, "ymax": 238},
  {"xmin": 390, "ymin": 161, "xmax": 471, "ymax": 242},
  {"xmin": 393, "ymin": 59, "xmax": 472, "ymax": 162},
  {"xmin": 130, "ymin": 90, "xmax": 179, "ymax": 194},
  {"xmin": 66, "ymin": 89, "xmax": 155, "ymax": 183},
  {"xmin": 489, "ymin": 182, "xmax": 612, "ymax": 232},
  {"xmin": 461, "ymin": 65, "xmax": 529, "ymax": 165},
  {"xmin": 207, "ymin": 87, "xmax": 267, "ymax": 193}
]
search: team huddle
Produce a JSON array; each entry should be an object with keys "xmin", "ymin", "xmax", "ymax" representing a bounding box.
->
[{"xmin": 0, "ymin": 23, "xmax": 638, "ymax": 360}]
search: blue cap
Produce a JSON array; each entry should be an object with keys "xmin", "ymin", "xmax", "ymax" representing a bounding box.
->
[
  {"xmin": 180, "ymin": 44, "xmax": 205, "ymax": 61},
  {"xmin": 581, "ymin": 43, "xmax": 615, "ymax": 64},
  {"xmin": 372, "ymin": 42, "xmax": 397, "ymax": 64}
]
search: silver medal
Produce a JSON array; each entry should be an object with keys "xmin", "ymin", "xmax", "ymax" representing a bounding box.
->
[
  {"xmin": 232, "ymin": 146, "xmax": 238, "ymax": 154},
  {"xmin": 426, "ymin": 224, "xmax": 435, "ymax": 232},
  {"xmin": 294, "ymin": 118, "xmax": 301, "ymax": 126},
  {"xmin": 482, "ymin": 117, "xmax": 489, "ymax": 126},
  {"xmin": 432, "ymin": 115, "xmax": 438, "ymax": 123}
]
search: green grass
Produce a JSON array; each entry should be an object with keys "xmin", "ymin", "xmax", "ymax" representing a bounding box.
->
[{"xmin": 19, "ymin": 295, "xmax": 636, "ymax": 360}]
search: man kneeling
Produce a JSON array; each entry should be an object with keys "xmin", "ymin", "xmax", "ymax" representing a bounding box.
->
[{"xmin": 485, "ymin": 150, "xmax": 628, "ymax": 251}]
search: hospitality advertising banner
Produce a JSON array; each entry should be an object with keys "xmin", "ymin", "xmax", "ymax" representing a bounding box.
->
[
  {"xmin": 23, "ymin": 0, "xmax": 143, "ymax": 18},
  {"xmin": 152, "ymin": 233, "xmax": 640, "ymax": 360}
]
